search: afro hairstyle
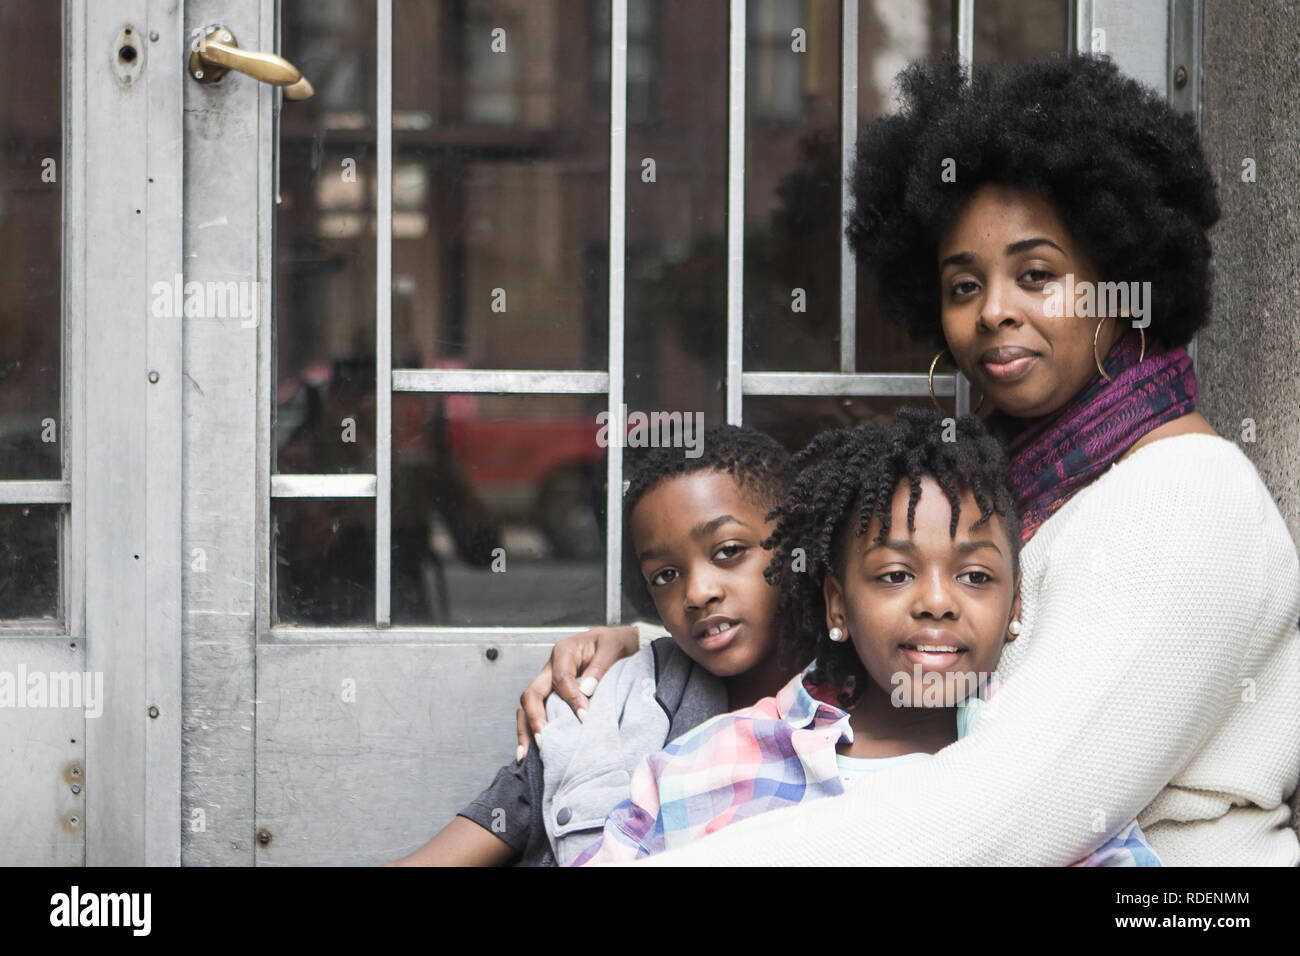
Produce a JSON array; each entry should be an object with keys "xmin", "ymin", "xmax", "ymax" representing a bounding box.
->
[{"xmin": 846, "ymin": 52, "xmax": 1220, "ymax": 349}]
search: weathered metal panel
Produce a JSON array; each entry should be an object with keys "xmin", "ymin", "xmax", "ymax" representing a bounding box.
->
[
  {"xmin": 1093, "ymin": 0, "xmax": 1168, "ymax": 93},
  {"xmin": 180, "ymin": 0, "xmax": 266, "ymax": 865},
  {"xmin": 143, "ymin": 0, "xmax": 186, "ymax": 868},
  {"xmin": 83, "ymin": 0, "xmax": 184, "ymax": 867},
  {"xmin": 254, "ymin": 641, "xmax": 551, "ymax": 865},
  {"xmin": 0, "ymin": 639, "xmax": 86, "ymax": 865}
]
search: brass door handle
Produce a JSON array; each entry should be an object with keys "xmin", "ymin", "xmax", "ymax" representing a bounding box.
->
[{"xmin": 188, "ymin": 26, "xmax": 314, "ymax": 100}]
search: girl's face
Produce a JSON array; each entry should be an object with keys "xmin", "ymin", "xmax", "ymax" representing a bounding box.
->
[
  {"xmin": 824, "ymin": 476, "xmax": 1020, "ymax": 704},
  {"xmin": 630, "ymin": 472, "xmax": 782, "ymax": 680},
  {"xmin": 938, "ymin": 183, "xmax": 1127, "ymax": 420}
]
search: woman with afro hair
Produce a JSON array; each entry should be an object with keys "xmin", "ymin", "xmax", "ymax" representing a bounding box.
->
[{"xmin": 646, "ymin": 53, "xmax": 1300, "ymax": 866}]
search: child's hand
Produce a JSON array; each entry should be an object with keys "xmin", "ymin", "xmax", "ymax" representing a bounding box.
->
[{"xmin": 515, "ymin": 625, "xmax": 640, "ymax": 756}]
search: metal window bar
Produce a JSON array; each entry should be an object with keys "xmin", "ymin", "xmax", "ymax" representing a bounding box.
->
[
  {"xmin": 377, "ymin": 0, "xmax": 393, "ymax": 626},
  {"xmin": 0, "ymin": 481, "xmax": 72, "ymax": 504},
  {"xmin": 391, "ymin": 369, "xmax": 610, "ymax": 393},
  {"xmin": 742, "ymin": 372, "xmax": 954, "ymax": 398},
  {"xmin": 947, "ymin": 0, "xmax": 976, "ymax": 415},
  {"xmin": 725, "ymin": 0, "xmax": 746, "ymax": 425},
  {"xmin": 1071, "ymin": 0, "xmax": 1095, "ymax": 52},
  {"xmin": 605, "ymin": 0, "xmax": 628, "ymax": 624},
  {"xmin": 840, "ymin": 0, "xmax": 858, "ymax": 374}
]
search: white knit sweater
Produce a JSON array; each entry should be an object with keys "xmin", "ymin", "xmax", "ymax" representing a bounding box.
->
[{"xmin": 645, "ymin": 434, "xmax": 1300, "ymax": 866}]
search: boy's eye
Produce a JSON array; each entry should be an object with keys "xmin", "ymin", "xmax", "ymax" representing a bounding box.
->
[
  {"xmin": 959, "ymin": 570, "xmax": 993, "ymax": 585},
  {"xmin": 649, "ymin": 568, "xmax": 678, "ymax": 587}
]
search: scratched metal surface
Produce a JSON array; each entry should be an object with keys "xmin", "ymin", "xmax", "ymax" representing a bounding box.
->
[
  {"xmin": 253, "ymin": 641, "xmax": 552, "ymax": 866},
  {"xmin": 178, "ymin": 0, "xmax": 267, "ymax": 866},
  {"xmin": 0, "ymin": 639, "xmax": 85, "ymax": 865}
]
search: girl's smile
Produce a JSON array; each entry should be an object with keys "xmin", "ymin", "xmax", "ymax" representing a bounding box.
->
[{"xmin": 824, "ymin": 475, "xmax": 1021, "ymax": 755}]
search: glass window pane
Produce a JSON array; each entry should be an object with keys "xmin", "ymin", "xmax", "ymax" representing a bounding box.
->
[
  {"xmin": 973, "ymin": 0, "xmax": 1069, "ymax": 68},
  {"xmin": 853, "ymin": 0, "xmax": 955, "ymax": 374},
  {"xmin": 273, "ymin": 497, "xmax": 375, "ymax": 626},
  {"xmin": 391, "ymin": 0, "xmax": 610, "ymax": 373},
  {"xmin": 0, "ymin": 505, "xmax": 60, "ymax": 621},
  {"xmin": 0, "ymin": 2, "xmax": 61, "ymax": 479},
  {"xmin": 744, "ymin": 395, "xmax": 938, "ymax": 453},
  {"xmin": 391, "ymin": 393, "xmax": 605, "ymax": 627},
  {"xmin": 744, "ymin": 0, "xmax": 842, "ymax": 374},
  {"xmin": 276, "ymin": 0, "xmax": 377, "ymax": 475},
  {"xmin": 624, "ymin": 0, "xmax": 728, "ymax": 420}
]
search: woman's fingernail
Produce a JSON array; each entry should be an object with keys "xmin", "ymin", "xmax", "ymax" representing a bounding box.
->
[
  {"xmin": 579, "ymin": 676, "xmax": 599, "ymax": 697},
  {"xmin": 577, "ymin": 708, "xmax": 588, "ymax": 724},
  {"xmin": 516, "ymin": 745, "xmax": 526, "ymax": 764},
  {"xmin": 534, "ymin": 733, "xmax": 542, "ymax": 749}
]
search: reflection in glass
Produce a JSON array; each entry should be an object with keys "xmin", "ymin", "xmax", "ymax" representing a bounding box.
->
[
  {"xmin": 391, "ymin": 393, "xmax": 605, "ymax": 627},
  {"xmin": 973, "ymin": 0, "xmax": 1068, "ymax": 68},
  {"xmin": 273, "ymin": 496, "xmax": 375, "ymax": 626},
  {"xmin": 0, "ymin": 2, "xmax": 61, "ymax": 479},
  {"xmin": 744, "ymin": 0, "xmax": 842, "ymax": 373},
  {"xmin": 744, "ymin": 395, "xmax": 940, "ymax": 454},
  {"xmin": 276, "ymin": 0, "xmax": 377, "ymax": 475},
  {"xmin": 623, "ymin": 0, "xmax": 728, "ymax": 420},
  {"xmin": 0, "ymin": 505, "xmax": 60, "ymax": 621},
  {"xmin": 391, "ymin": 0, "xmax": 610, "ymax": 373},
  {"xmin": 854, "ymin": 0, "xmax": 955, "ymax": 374}
]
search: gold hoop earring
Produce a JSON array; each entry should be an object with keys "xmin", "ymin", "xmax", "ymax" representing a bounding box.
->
[
  {"xmin": 928, "ymin": 350, "xmax": 985, "ymax": 414},
  {"xmin": 1093, "ymin": 318, "xmax": 1147, "ymax": 383}
]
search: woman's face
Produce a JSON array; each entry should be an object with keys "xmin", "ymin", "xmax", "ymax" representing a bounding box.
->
[{"xmin": 938, "ymin": 184, "xmax": 1126, "ymax": 419}]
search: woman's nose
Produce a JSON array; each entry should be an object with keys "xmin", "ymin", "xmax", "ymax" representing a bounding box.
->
[{"xmin": 979, "ymin": 275, "xmax": 1021, "ymax": 329}]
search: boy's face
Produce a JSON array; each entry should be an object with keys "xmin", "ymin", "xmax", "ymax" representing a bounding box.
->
[
  {"xmin": 824, "ymin": 476, "xmax": 1020, "ymax": 703},
  {"xmin": 630, "ymin": 471, "xmax": 781, "ymax": 679}
]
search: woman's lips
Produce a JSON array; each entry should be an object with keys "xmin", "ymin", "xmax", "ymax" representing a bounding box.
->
[{"xmin": 980, "ymin": 354, "xmax": 1037, "ymax": 382}]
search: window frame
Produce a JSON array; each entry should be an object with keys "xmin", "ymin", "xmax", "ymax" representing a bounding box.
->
[{"xmin": 259, "ymin": 0, "xmax": 1189, "ymax": 642}]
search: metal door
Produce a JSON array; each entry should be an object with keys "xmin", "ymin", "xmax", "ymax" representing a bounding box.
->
[{"xmin": 1, "ymin": 0, "xmax": 183, "ymax": 866}]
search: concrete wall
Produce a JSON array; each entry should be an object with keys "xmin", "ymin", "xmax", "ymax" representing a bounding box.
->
[{"xmin": 1198, "ymin": 0, "xmax": 1300, "ymax": 835}]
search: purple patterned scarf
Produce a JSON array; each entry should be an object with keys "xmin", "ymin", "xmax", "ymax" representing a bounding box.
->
[{"xmin": 983, "ymin": 329, "xmax": 1199, "ymax": 543}]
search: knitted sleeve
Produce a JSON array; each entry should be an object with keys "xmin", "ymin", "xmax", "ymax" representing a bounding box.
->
[{"xmin": 642, "ymin": 438, "xmax": 1290, "ymax": 865}]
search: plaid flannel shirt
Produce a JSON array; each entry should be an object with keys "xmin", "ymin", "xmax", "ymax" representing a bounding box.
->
[{"xmin": 570, "ymin": 668, "xmax": 1161, "ymax": 867}]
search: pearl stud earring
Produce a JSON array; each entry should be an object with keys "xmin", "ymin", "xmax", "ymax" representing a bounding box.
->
[
  {"xmin": 1008, "ymin": 620, "xmax": 1022, "ymax": 636},
  {"xmin": 828, "ymin": 626, "xmax": 845, "ymax": 643}
]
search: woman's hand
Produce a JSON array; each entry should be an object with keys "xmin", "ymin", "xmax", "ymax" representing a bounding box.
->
[{"xmin": 515, "ymin": 625, "xmax": 641, "ymax": 756}]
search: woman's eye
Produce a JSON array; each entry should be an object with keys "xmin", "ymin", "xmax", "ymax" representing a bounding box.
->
[
  {"xmin": 1022, "ymin": 269, "xmax": 1052, "ymax": 284},
  {"xmin": 950, "ymin": 279, "xmax": 978, "ymax": 297},
  {"xmin": 649, "ymin": 568, "xmax": 677, "ymax": 587},
  {"xmin": 715, "ymin": 544, "xmax": 745, "ymax": 561},
  {"xmin": 879, "ymin": 570, "xmax": 911, "ymax": 584},
  {"xmin": 959, "ymin": 570, "xmax": 993, "ymax": 585}
]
